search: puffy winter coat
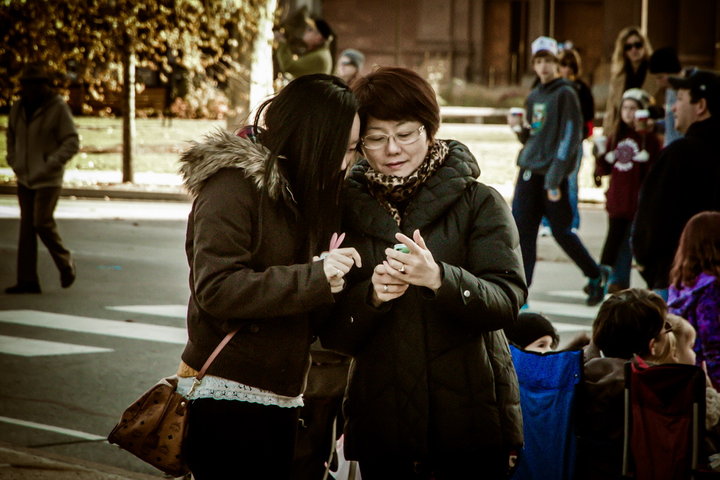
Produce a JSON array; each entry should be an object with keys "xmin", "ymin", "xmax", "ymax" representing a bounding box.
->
[
  {"xmin": 321, "ymin": 140, "xmax": 527, "ymax": 463},
  {"xmin": 669, "ymin": 273, "xmax": 720, "ymax": 390},
  {"xmin": 178, "ymin": 130, "xmax": 336, "ymax": 397}
]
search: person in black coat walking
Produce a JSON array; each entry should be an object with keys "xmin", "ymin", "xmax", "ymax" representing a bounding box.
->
[{"xmin": 321, "ymin": 66, "xmax": 527, "ymax": 479}]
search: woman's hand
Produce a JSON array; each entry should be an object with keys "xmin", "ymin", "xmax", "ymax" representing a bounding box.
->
[
  {"xmin": 321, "ymin": 247, "xmax": 362, "ymax": 293},
  {"xmin": 370, "ymin": 264, "xmax": 410, "ymax": 307},
  {"xmin": 382, "ymin": 230, "xmax": 442, "ymax": 292}
]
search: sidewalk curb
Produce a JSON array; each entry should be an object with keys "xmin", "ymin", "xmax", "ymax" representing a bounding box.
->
[
  {"xmin": 0, "ymin": 442, "xmax": 163, "ymax": 479},
  {"xmin": 0, "ymin": 185, "xmax": 190, "ymax": 203}
]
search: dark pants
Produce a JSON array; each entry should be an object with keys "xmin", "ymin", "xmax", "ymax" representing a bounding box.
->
[
  {"xmin": 600, "ymin": 217, "xmax": 632, "ymax": 287},
  {"xmin": 16, "ymin": 184, "xmax": 72, "ymax": 285},
  {"xmin": 291, "ymin": 395, "xmax": 343, "ymax": 480},
  {"xmin": 359, "ymin": 451, "xmax": 509, "ymax": 480},
  {"xmin": 186, "ymin": 399, "xmax": 299, "ymax": 479},
  {"xmin": 511, "ymin": 169, "xmax": 600, "ymax": 286}
]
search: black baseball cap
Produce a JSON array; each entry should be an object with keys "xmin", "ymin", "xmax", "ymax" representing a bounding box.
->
[{"xmin": 669, "ymin": 68, "xmax": 720, "ymax": 114}]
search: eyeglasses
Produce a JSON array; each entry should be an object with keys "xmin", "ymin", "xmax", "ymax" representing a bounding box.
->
[
  {"xmin": 361, "ymin": 125, "xmax": 425, "ymax": 150},
  {"xmin": 624, "ymin": 41, "xmax": 644, "ymax": 51}
]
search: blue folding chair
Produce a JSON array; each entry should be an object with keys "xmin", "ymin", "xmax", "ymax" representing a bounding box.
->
[{"xmin": 510, "ymin": 345, "xmax": 583, "ymax": 480}]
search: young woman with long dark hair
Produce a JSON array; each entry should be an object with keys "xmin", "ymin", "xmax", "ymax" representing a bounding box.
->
[{"xmin": 176, "ymin": 74, "xmax": 362, "ymax": 478}]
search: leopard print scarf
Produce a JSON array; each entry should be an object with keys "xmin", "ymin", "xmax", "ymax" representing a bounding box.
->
[{"xmin": 364, "ymin": 140, "xmax": 449, "ymax": 225}]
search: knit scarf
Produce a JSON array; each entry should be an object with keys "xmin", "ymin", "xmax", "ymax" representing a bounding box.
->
[{"xmin": 364, "ymin": 140, "xmax": 449, "ymax": 225}]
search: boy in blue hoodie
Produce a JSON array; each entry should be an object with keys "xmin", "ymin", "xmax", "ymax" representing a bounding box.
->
[{"xmin": 509, "ymin": 36, "xmax": 609, "ymax": 306}]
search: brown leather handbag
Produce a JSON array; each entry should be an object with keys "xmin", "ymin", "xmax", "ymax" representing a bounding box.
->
[{"xmin": 108, "ymin": 330, "xmax": 237, "ymax": 477}]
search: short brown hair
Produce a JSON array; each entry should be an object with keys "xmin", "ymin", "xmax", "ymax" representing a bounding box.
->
[
  {"xmin": 669, "ymin": 211, "xmax": 720, "ymax": 288},
  {"xmin": 592, "ymin": 288, "xmax": 666, "ymax": 359},
  {"xmin": 532, "ymin": 50, "xmax": 559, "ymax": 63},
  {"xmin": 351, "ymin": 66, "xmax": 440, "ymax": 142}
]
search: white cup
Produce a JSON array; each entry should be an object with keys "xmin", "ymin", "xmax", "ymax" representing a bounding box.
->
[
  {"xmin": 509, "ymin": 107, "xmax": 524, "ymax": 132},
  {"xmin": 634, "ymin": 109, "xmax": 650, "ymax": 131},
  {"xmin": 594, "ymin": 135, "xmax": 608, "ymax": 155}
]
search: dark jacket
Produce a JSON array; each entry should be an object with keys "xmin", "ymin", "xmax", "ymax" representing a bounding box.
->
[
  {"xmin": 321, "ymin": 140, "xmax": 527, "ymax": 463},
  {"xmin": 7, "ymin": 93, "xmax": 79, "ymax": 189},
  {"xmin": 575, "ymin": 354, "xmax": 627, "ymax": 480},
  {"xmin": 179, "ymin": 130, "xmax": 335, "ymax": 397},
  {"xmin": 516, "ymin": 77, "xmax": 583, "ymax": 190},
  {"xmin": 632, "ymin": 117, "xmax": 720, "ymax": 289},
  {"xmin": 575, "ymin": 79, "xmax": 595, "ymax": 139}
]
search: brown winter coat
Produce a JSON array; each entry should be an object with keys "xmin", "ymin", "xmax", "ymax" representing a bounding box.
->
[{"xmin": 178, "ymin": 130, "xmax": 335, "ymax": 397}]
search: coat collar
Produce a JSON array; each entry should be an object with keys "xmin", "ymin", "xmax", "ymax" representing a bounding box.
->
[
  {"xmin": 179, "ymin": 129, "xmax": 290, "ymax": 203},
  {"xmin": 343, "ymin": 140, "xmax": 480, "ymax": 241}
]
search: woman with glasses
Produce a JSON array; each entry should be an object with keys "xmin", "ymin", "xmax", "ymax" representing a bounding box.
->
[
  {"xmin": 321, "ymin": 66, "xmax": 526, "ymax": 479},
  {"xmin": 603, "ymin": 26, "xmax": 659, "ymax": 133}
]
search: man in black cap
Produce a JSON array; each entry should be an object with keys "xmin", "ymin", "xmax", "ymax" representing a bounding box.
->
[
  {"xmin": 5, "ymin": 61, "xmax": 79, "ymax": 294},
  {"xmin": 632, "ymin": 68, "xmax": 720, "ymax": 298}
]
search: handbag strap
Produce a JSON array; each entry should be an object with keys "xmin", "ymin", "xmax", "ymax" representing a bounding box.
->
[{"xmin": 196, "ymin": 329, "xmax": 238, "ymax": 381}]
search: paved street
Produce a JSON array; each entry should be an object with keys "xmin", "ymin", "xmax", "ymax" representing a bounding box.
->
[{"xmin": 0, "ymin": 194, "xmax": 644, "ymax": 476}]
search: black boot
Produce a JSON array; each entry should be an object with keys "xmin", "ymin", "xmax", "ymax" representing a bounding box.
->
[{"xmin": 5, "ymin": 282, "xmax": 42, "ymax": 294}]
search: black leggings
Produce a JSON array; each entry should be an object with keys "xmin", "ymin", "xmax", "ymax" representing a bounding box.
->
[
  {"xmin": 186, "ymin": 398, "xmax": 299, "ymax": 479},
  {"xmin": 600, "ymin": 217, "xmax": 632, "ymax": 268}
]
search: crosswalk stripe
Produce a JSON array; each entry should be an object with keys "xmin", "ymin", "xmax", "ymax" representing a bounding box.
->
[
  {"xmin": 551, "ymin": 322, "xmax": 591, "ymax": 333},
  {"xmin": 106, "ymin": 304, "xmax": 187, "ymax": 318},
  {"xmin": 0, "ymin": 335, "xmax": 113, "ymax": 357},
  {"xmin": 525, "ymin": 300, "xmax": 599, "ymax": 320},
  {"xmin": 0, "ymin": 310, "xmax": 186, "ymax": 344},
  {"xmin": 0, "ymin": 416, "xmax": 106, "ymax": 441},
  {"xmin": 546, "ymin": 290, "xmax": 590, "ymax": 300}
]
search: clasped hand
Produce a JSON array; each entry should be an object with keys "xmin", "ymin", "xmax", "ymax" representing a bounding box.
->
[
  {"xmin": 317, "ymin": 248, "xmax": 362, "ymax": 293},
  {"xmin": 370, "ymin": 229, "xmax": 442, "ymax": 307}
]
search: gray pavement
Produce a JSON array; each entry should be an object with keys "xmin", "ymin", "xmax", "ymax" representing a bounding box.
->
[
  {"xmin": 0, "ymin": 169, "xmax": 614, "ymax": 479},
  {"xmin": 0, "ymin": 442, "xmax": 165, "ymax": 479}
]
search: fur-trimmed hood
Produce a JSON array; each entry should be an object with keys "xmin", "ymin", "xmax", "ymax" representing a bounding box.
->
[{"xmin": 179, "ymin": 129, "xmax": 288, "ymax": 201}]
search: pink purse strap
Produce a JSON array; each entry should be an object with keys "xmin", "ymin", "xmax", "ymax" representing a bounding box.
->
[{"xmin": 196, "ymin": 330, "xmax": 238, "ymax": 381}]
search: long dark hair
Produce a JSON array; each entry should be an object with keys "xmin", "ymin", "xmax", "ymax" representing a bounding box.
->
[
  {"xmin": 253, "ymin": 74, "xmax": 357, "ymax": 255},
  {"xmin": 670, "ymin": 211, "xmax": 720, "ymax": 288}
]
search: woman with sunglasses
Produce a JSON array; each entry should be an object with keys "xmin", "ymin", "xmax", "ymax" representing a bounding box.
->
[
  {"xmin": 603, "ymin": 26, "xmax": 659, "ymax": 133},
  {"xmin": 321, "ymin": 66, "xmax": 527, "ymax": 479}
]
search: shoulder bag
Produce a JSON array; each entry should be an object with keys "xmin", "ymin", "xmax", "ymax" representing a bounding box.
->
[{"xmin": 107, "ymin": 330, "xmax": 237, "ymax": 477}]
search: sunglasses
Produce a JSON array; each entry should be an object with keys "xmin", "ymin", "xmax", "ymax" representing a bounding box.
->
[{"xmin": 624, "ymin": 41, "xmax": 644, "ymax": 51}]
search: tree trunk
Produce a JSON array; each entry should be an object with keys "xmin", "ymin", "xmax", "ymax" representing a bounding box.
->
[
  {"xmin": 225, "ymin": 0, "xmax": 276, "ymax": 129},
  {"xmin": 249, "ymin": 0, "xmax": 277, "ymax": 110},
  {"xmin": 122, "ymin": 42, "xmax": 136, "ymax": 184}
]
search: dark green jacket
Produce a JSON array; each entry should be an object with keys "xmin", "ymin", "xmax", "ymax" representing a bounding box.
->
[
  {"xmin": 322, "ymin": 140, "xmax": 527, "ymax": 463},
  {"xmin": 275, "ymin": 41, "xmax": 332, "ymax": 79}
]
